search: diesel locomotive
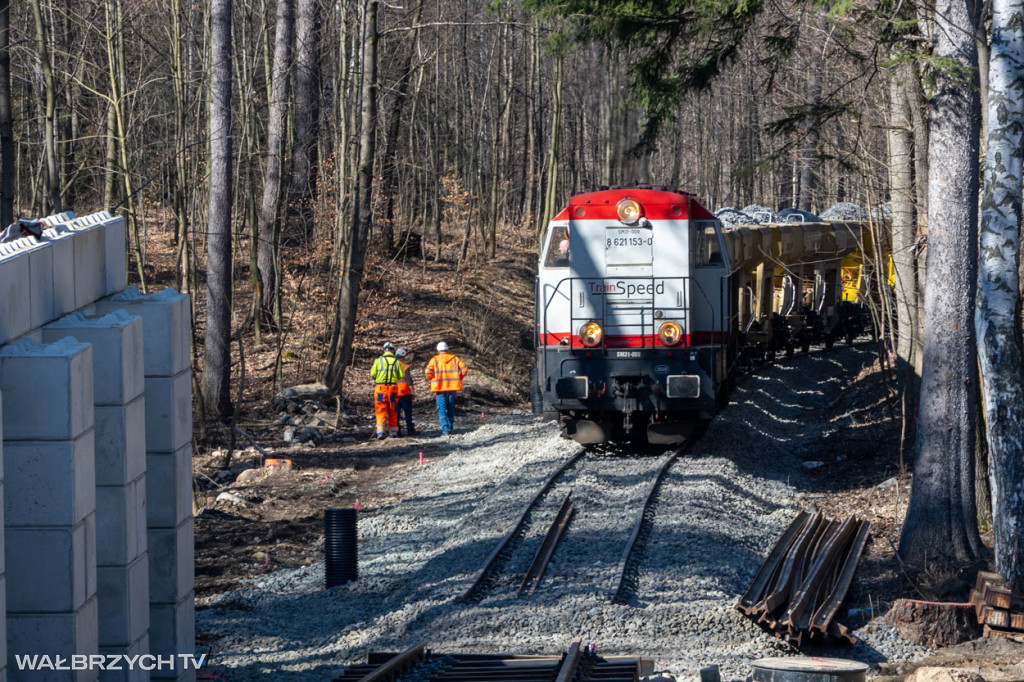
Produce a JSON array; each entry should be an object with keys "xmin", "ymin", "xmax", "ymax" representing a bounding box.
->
[{"xmin": 533, "ymin": 186, "xmax": 881, "ymax": 445}]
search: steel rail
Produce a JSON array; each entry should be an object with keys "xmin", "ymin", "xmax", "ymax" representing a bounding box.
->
[
  {"xmin": 610, "ymin": 448, "xmax": 682, "ymax": 604},
  {"xmin": 519, "ymin": 492, "xmax": 575, "ymax": 595},
  {"xmin": 553, "ymin": 640, "xmax": 582, "ymax": 682},
  {"xmin": 354, "ymin": 641, "xmax": 426, "ymax": 682},
  {"xmin": 459, "ymin": 448, "xmax": 586, "ymax": 602},
  {"xmin": 736, "ymin": 511, "xmax": 809, "ymax": 614}
]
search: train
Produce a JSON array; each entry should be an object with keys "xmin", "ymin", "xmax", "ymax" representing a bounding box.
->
[{"xmin": 532, "ymin": 186, "xmax": 885, "ymax": 445}]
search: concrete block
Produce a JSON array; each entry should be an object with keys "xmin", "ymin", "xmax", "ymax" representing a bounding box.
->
[
  {"xmin": 5, "ymin": 520, "xmax": 94, "ymax": 613},
  {"xmin": 143, "ymin": 372, "xmax": 190, "ymax": 454},
  {"xmin": 3, "ymin": 431, "xmax": 95, "ymax": 526},
  {"xmin": 146, "ymin": 444, "xmax": 192, "ymax": 529},
  {"xmin": 7, "ymin": 596, "xmax": 98, "ymax": 682},
  {"xmin": 93, "ymin": 288, "xmax": 190, "ymax": 377},
  {"xmin": 20, "ymin": 238, "xmax": 55, "ymax": 330},
  {"xmin": 0, "ymin": 248, "xmax": 32, "ymax": 345},
  {"xmin": 71, "ymin": 224, "xmax": 106, "ymax": 311},
  {"xmin": 99, "ymin": 634, "xmax": 148, "ymax": 682},
  {"xmin": 0, "ymin": 337, "xmax": 94, "ymax": 440},
  {"xmin": 100, "ymin": 216, "xmax": 126, "ymax": 297},
  {"xmin": 97, "ymin": 553, "xmax": 149, "ymax": 647},
  {"xmin": 96, "ymin": 475, "xmax": 146, "ymax": 566},
  {"xmin": 44, "ymin": 225, "xmax": 77, "ymax": 317},
  {"xmin": 147, "ymin": 519, "xmax": 193, "ymax": 604},
  {"xmin": 149, "ymin": 591, "xmax": 193, "ymax": 676},
  {"xmin": 94, "ymin": 396, "xmax": 146, "ymax": 487},
  {"xmin": 42, "ymin": 312, "xmax": 144, "ymax": 405}
]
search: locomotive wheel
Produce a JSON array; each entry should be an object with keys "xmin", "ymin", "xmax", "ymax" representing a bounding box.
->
[{"xmin": 785, "ymin": 344, "xmax": 795, "ymax": 358}]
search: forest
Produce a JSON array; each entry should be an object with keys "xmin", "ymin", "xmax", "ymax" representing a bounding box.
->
[{"xmin": 0, "ymin": 0, "xmax": 1022, "ymax": 596}]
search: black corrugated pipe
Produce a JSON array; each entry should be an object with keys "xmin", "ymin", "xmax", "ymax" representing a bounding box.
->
[{"xmin": 324, "ymin": 508, "xmax": 358, "ymax": 588}]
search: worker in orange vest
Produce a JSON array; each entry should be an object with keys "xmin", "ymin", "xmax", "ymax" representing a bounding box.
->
[
  {"xmin": 424, "ymin": 341, "xmax": 467, "ymax": 435},
  {"xmin": 370, "ymin": 342, "xmax": 405, "ymax": 439},
  {"xmin": 395, "ymin": 348, "xmax": 416, "ymax": 436}
]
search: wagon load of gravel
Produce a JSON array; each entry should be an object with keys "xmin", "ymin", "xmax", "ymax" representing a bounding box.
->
[
  {"xmin": 736, "ymin": 511, "xmax": 871, "ymax": 646},
  {"xmin": 741, "ymin": 205, "xmax": 780, "ymax": 223},
  {"xmin": 820, "ymin": 202, "xmax": 869, "ymax": 221},
  {"xmin": 715, "ymin": 207, "xmax": 754, "ymax": 227},
  {"xmin": 778, "ymin": 208, "xmax": 820, "ymax": 223}
]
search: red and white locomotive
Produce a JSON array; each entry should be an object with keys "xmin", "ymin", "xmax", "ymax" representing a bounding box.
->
[{"xmin": 534, "ymin": 186, "xmax": 872, "ymax": 445}]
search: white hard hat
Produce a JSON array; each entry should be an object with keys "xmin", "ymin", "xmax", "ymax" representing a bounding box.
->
[
  {"xmin": 383, "ymin": 341, "xmax": 395, "ymax": 351},
  {"xmin": 395, "ymin": 348, "xmax": 407, "ymax": 358},
  {"xmin": 436, "ymin": 341, "xmax": 448, "ymax": 352}
]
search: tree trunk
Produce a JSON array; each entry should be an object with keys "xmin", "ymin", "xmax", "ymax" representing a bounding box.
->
[
  {"xmin": 0, "ymin": 0, "xmax": 12, "ymax": 227},
  {"xmin": 203, "ymin": 0, "xmax": 234, "ymax": 418},
  {"xmin": 889, "ymin": 63, "xmax": 920, "ymax": 468},
  {"xmin": 288, "ymin": 0, "xmax": 320, "ymax": 217},
  {"xmin": 30, "ymin": 0, "xmax": 61, "ymax": 214},
  {"xmin": 899, "ymin": 0, "xmax": 983, "ymax": 569},
  {"xmin": 379, "ymin": 0, "xmax": 425, "ymax": 253},
  {"xmin": 257, "ymin": 0, "xmax": 294, "ymax": 324},
  {"xmin": 975, "ymin": 0, "xmax": 1024, "ymax": 593},
  {"xmin": 323, "ymin": 0, "xmax": 377, "ymax": 394}
]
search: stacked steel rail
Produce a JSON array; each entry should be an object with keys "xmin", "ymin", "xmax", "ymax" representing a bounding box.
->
[
  {"xmin": 736, "ymin": 511, "xmax": 870, "ymax": 645},
  {"xmin": 331, "ymin": 640, "xmax": 649, "ymax": 682},
  {"xmin": 972, "ymin": 571, "xmax": 1024, "ymax": 638}
]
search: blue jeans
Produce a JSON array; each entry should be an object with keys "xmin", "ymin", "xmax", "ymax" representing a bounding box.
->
[
  {"xmin": 397, "ymin": 394, "xmax": 414, "ymax": 431},
  {"xmin": 435, "ymin": 392, "xmax": 456, "ymax": 434}
]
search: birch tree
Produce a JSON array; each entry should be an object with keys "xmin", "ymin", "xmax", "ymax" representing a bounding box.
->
[
  {"xmin": 976, "ymin": 0, "xmax": 1024, "ymax": 592},
  {"xmin": 899, "ymin": 0, "xmax": 983, "ymax": 568}
]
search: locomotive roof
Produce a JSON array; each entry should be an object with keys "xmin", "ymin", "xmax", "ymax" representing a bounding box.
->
[{"xmin": 551, "ymin": 187, "xmax": 717, "ymax": 222}]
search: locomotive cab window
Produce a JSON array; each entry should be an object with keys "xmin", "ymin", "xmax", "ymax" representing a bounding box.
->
[
  {"xmin": 544, "ymin": 225, "xmax": 570, "ymax": 268},
  {"xmin": 695, "ymin": 222, "xmax": 725, "ymax": 266}
]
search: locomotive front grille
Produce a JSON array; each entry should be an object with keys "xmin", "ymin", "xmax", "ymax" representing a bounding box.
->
[{"xmin": 666, "ymin": 375, "xmax": 700, "ymax": 399}]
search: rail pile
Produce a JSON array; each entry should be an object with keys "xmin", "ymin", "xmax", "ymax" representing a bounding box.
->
[
  {"xmin": 736, "ymin": 511, "xmax": 870, "ymax": 645},
  {"xmin": 331, "ymin": 640, "xmax": 650, "ymax": 682},
  {"xmin": 972, "ymin": 571, "xmax": 1024, "ymax": 640}
]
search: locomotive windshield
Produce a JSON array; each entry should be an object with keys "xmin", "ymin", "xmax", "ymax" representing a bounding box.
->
[
  {"xmin": 544, "ymin": 225, "xmax": 570, "ymax": 268},
  {"xmin": 695, "ymin": 222, "xmax": 724, "ymax": 266}
]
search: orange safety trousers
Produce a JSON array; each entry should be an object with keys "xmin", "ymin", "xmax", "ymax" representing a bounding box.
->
[{"xmin": 374, "ymin": 384, "xmax": 399, "ymax": 436}]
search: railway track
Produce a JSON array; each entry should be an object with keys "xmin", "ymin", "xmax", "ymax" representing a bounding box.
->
[
  {"xmin": 331, "ymin": 640, "xmax": 652, "ymax": 682},
  {"xmin": 459, "ymin": 444, "xmax": 687, "ymax": 604}
]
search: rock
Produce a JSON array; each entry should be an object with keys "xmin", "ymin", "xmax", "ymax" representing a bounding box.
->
[
  {"xmin": 283, "ymin": 427, "xmax": 296, "ymax": 443},
  {"xmin": 299, "ymin": 427, "xmax": 321, "ymax": 443},
  {"xmin": 216, "ymin": 491, "xmax": 251, "ymax": 507},
  {"xmin": 289, "ymin": 382, "xmax": 331, "ymax": 400},
  {"xmin": 878, "ymin": 477, "xmax": 898, "ymax": 489},
  {"xmin": 802, "ymin": 460, "xmax": 824, "ymax": 469},
  {"xmin": 235, "ymin": 468, "xmax": 265, "ymax": 484},
  {"xmin": 906, "ymin": 668, "xmax": 984, "ymax": 682}
]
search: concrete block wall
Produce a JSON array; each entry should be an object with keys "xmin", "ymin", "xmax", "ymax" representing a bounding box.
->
[
  {"xmin": 0, "ymin": 212, "xmax": 194, "ymax": 681},
  {"xmin": 93, "ymin": 288, "xmax": 194, "ymax": 682},
  {"xmin": 0, "ymin": 337, "xmax": 98, "ymax": 682},
  {"xmin": 42, "ymin": 312, "xmax": 150, "ymax": 673}
]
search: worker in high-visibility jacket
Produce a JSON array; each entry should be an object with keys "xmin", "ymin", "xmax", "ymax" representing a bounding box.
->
[
  {"xmin": 370, "ymin": 342, "xmax": 405, "ymax": 439},
  {"xmin": 424, "ymin": 341, "xmax": 468, "ymax": 436},
  {"xmin": 395, "ymin": 348, "xmax": 416, "ymax": 436}
]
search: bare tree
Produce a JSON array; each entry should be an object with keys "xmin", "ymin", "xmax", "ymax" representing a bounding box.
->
[
  {"xmin": 29, "ymin": 0, "xmax": 61, "ymax": 213},
  {"xmin": 203, "ymin": 0, "xmax": 234, "ymax": 418},
  {"xmin": 323, "ymin": 0, "xmax": 378, "ymax": 394},
  {"xmin": 0, "ymin": 0, "xmax": 12, "ymax": 227},
  {"xmin": 256, "ymin": 0, "xmax": 294, "ymax": 324},
  {"xmin": 288, "ymin": 0, "xmax": 320, "ymax": 216}
]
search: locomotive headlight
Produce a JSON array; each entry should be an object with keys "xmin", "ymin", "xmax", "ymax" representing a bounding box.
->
[
  {"xmin": 658, "ymin": 321, "xmax": 683, "ymax": 346},
  {"xmin": 616, "ymin": 198, "xmax": 642, "ymax": 224},
  {"xmin": 579, "ymin": 321, "xmax": 603, "ymax": 347}
]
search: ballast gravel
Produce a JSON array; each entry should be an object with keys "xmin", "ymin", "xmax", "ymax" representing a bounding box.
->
[{"xmin": 197, "ymin": 348, "xmax": 928, "ymax": 681}]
